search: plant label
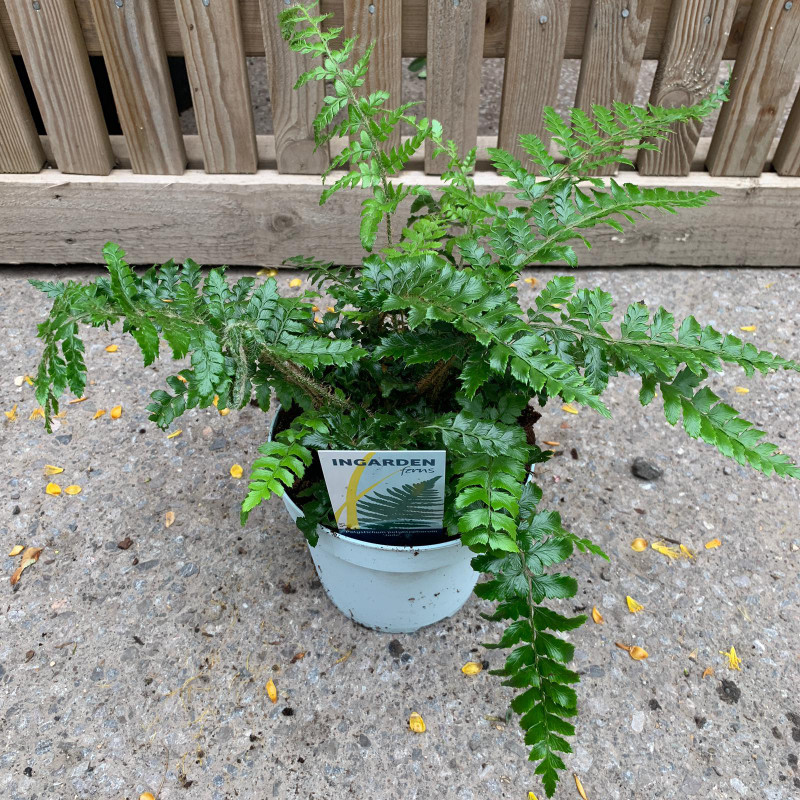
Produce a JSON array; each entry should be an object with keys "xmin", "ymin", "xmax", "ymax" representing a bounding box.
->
[{"xmin": 318, "ymin": 449, "xmax": 448, "ymax": 546}]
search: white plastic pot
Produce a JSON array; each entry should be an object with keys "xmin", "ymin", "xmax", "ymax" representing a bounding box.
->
[{"xmin": 269, "ymin": 410, "xmax": 479, "ymax": 633}]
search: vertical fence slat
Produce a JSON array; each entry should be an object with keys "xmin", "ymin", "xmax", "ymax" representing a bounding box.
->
[
  {"xmin": 575, "ymin": 0, "xmax": 655, "ymax": 175},
  {"xmin": 638, "ymin": 0, "xmax": 736, "ymax": 176},
  {"xmin": 499, "ymin": 0, "xmax": 571, "ymax": 164},
  {"xmin": 88, "ymin": 0, "xmax": 185, "ymax": 175},
  {"xmin": 5, "ymin": 0, "xmax": 112, "ymax": 175},
  {"xmin": 344, "ymin": 0, "xmax": 402, "ymax": 150},
  {"xmin": 774, "ymin": 93, "xmax": 800, "ymax": 176},
  {"xmin": 260, "ymin": 0, "xmax": 328, "ymax": 174},
  {"xmin": 0, "ymin": 23, "xmax": 44, "ymax": 173},
  {"xmin": 175, "ymin": 0, "xmax": 256, "ymax": 173},
  {"xmin": 425, "ymin": 0, "xmax": 487, "ymax": 175},
  {"xmin": 707, "ymin": 0, "xmax": 800, "ymax": 177}
]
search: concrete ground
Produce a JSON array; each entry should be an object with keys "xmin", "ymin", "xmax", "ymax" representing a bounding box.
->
[{"xmin": 1, "ymin": 266, "xmax": 799, "ymax": 800}]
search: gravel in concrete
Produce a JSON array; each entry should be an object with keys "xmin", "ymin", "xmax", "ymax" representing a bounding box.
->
[{"xmin": 1, "ymin": 266, "xmax": 799, "ymax": 799}]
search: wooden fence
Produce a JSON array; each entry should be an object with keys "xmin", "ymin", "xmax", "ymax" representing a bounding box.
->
[{"xmin": 1, "ymin": 0, "xmax": 800, "ymax": 266}]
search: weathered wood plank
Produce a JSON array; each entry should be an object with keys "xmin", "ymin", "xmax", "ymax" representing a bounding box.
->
[
  {"xmin": 260, "ymin": 0, "xmax": 328, "ymax": 174},
  {"xmin": 0, "ymin": 21, "xmax": 43, "ymax": 173},
  {"xmin": 425, "ymin": 0, "xmax": 487, "ymax": 174},
  {"xmin": 174, "ymin": 0, "xmax": 257, "ymax": 173},
  {"xmin": 88, "ymin": 0, "xmax": 185, "ymax": 175},
  {"xmin": 638, "ymin": 0, "xmax": 736, "ymax": 176},
  {"xmin": 707, "ymin": 0, "xmax": 800, "ymax": 178},
  {"xmin": 575, "ymin": 0, "xmax": 655, "ymax": 175},
  {"xmin": 499, "ymin": 0, "xmax": 571, "ymax": 164},
  {"xmin": 2, "ymin": 168, "xmax": 799, "ymax": 267},
  {"xmin": 774, "ymin": 91, "xmax": 800, "ymax": 177},
  {"xmin": 343, "ymin": 0, "xmax": 402, "ymax": 151},
  {"xmin": 0, "ymin": 0, "xmax": 758, "ymax": 60},
  {"xmin": 5, "ymin": 0, "xmax": 112, "ymax": 175}
]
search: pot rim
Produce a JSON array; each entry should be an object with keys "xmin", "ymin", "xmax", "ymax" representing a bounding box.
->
[{"xmin": 268, "ymin": 404, "xmax": 533, "ymax": 553}]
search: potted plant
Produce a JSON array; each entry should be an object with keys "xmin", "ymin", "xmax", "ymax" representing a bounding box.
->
[{"xmin": 30, "ymin": 4, "xmax": 799, "ymax": 795}]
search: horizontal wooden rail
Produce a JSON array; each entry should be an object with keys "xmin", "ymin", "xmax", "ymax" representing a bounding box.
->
[
  {"xmin": 1, "ymin": 164, "xmax": 798, "ymax": 267},
  {"xmin": 0, "ymin": 0, "xmax": 756, "ymax": 60}
]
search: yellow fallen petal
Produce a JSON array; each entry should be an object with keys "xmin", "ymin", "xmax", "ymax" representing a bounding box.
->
[
  {"xmin": 266, "ymin": 678, "xmax": 278, "ymax": 703},
  {"xmin": 219, "ymin": 407, "xmax": 230, "ymax": 416},
  {"xmin": 408, "ymin": 712, "xmax": 426, "ymax": 733},
  {"xmin": 508, "ymin": 282, "xmax": 517, "ymax": 288},
  {"xmin": 679, "ymin": 544, "xmax": 695, "ymax": 559},
  {"xmin": 45, "ymin": 482, "xmax": 62, "ymax": 496},
  {"xmin": 739, "ymin": 325, "xmax": 756, "ymax": 332},
  {"xmin": 25, "ymin": 375, "xmax": 34, "ymax": 386},
  {"xmin": 230, "ymin": 464, "xmax": 243, "ymax": 479},
  {"xmin": 5, "ymin": 403, "xmax": 18, "ymax": 421},
  {"xmin": 626, "ymin": 595, "xmax": 644, "ymax": 614},
  {"xmin": 29, "ymin": 407, "xmax": 44, "ymax": 420},
  {"xmin": 8, "ymin": 545, "xmax": 24, "ymax": 557},
  {"xmin": 67, "ymin": 396, "xmax": 87, "ymax": 404},
  {"xmin": 314, "ymin": 316, "xmax": 323, "ymax": 324},
  {"xmin": 257, "ymin": 268, "xmax": 278, "ymax": 277},
  {"xmin": 705, "ymin": 538, "xmax": 722, "ymax": 549},
  {"xmin": 165, "ymin": 511, "xmax": 175, "ymax": 528},
  {"xmin": 10, "ymin": 547, "xmax": 43, "ymax": 586},
  {"xmin": 64, "ymin": 485, "xmax": 81, "ymax": 495},
  {"xmin": 542, "ymin": 440, "xmax": 560, "ymax": 447},
  {"xmin": 110, "ymin": 405, "xmax": 122, "ymax": 419},
  {"xmin": 105, "ymin": 344, "xmax": 118, "ymax": 352},
  {"xmin": 289, "ymin": 278, "xmax": 303, "ymax": 288},
  {"xmin": 734, "ymin": 386, "xmax": 749, "ymax": 394},
  {"xmin": 651, "ymin": 541, "xmax": 681, "ymax": 559},
  {"xmin": 312, "ymin": 305, "xmax": 319, "ymax": 312},
  {"xmin": 93, "ymin": 409, "xmax": 106, "ymax": 419},
  {"xmin": 53, "ymin": 410, "xmax": 67, "ymax": 419},
  {"xmin": 177, "ymin": 374, "xmax": 188, "ymax": 384},
  {"xmin": 43, "ymin": 464, "xmax": 64, "ymax": 475},
  {"xmin": 524, "ymin": 277, "xmax": 538, "ymax": 286},
  {"xmin": 591, "ymin": 606, "xmax": 604, "ymax": 624},
  {"xmin": 327, "ymin": 306, "xmax": 335, "ymax": 313},
  {"xmin": 720, "ymin": 646, "xmax": 742, "ymax": 670},
  {"xmin": 140, "ymin": 793, "xmax": 155, "ymax": 800},
  {"xmin": 561, "ymin": 403, "xmax": 579, "ymax": 415},
  {"xmin": 574, "ymin": 774, "xmax": 588, "ymax": 800},
  {"xmin": 702, "ymin": 666, "xmax": 714, "ymax": 679},
  {"xmin": 212, "ymin": 395, "xmax": 219, "ymax": 407},
  {"xmin": 630, "ymin": 537, "xmax": 648, "ymax": 552},
  {"xmin": 629, "ymin": 646, "xmax": 649, "ymax": 661},
  {"xmin": 166, "ymin": 429, "xmax": 182, "ymax": 439},
  {"xmin": 461, "ymin": 661, "xmax": 482, "ymax": 675},
  {"xmin": 528, "ymin": 793, "xmax": 539, "ymax": 800}
]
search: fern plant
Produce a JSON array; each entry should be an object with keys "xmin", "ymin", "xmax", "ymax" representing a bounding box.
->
[
  {"xmin": 29, "ymin": 3, "xmax": 800, "ymax": 795},
  {"xmin": 357, "ymin": 477, "xmax": 443, "ymax": 529}
]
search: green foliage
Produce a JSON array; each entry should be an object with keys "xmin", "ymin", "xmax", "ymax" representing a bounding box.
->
[
  {"xmin": 357, "ymin": 476, "xmax": 443, "ymax": 529},
  {"xmin": 29, "ymin": 4, "xmax": 798, "ymax": 796}
]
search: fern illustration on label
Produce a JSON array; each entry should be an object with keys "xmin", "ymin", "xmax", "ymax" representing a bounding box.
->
[{"xmin": 318, "ymin": 450, "xmax": 446, "ymax": 545}]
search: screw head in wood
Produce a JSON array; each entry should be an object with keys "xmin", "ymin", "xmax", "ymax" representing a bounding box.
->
[
  {"xmin": 32, "ymin": 0, "xmax": 41, "ymax": 9},
  {"xmin": 539, "ymin": 14, "xmax": 548, "ymax": 23},
  {"xmin": 453, "ymin": 0, "xmax": 460, "ymax": 6},
  {"xmin": 201, "ymin": 0, "xmax": 209, "ymax": 6},
  {"xmin": 703, "ymin": 14, "xmax": 711, "ymax": 23},
  {"xmin": 368, "ymin": 3, "xmax": 375, "ymax": 12},
  {"xmin": 621, "ymin": 8, "xmax": 630, "ymax": 18},
  {"xmin": 785, "ymin": 1, "xmax": 793, "ymax": 9},
  {"xmin": 115, "ymin": 0, "xmax": 123, "ymax": 6}
]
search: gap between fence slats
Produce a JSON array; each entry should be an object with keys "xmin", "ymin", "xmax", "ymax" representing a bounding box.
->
[
  {"xmin": 707, "ymin": 0, "xmax": 800, "ymax": 178},
  {"xmin": 638, "ymin": 0, "xmax": 736, "ymax": 176},
  {"xmin": 260, "ymin": 0, "xmax": 329, "ymax": 174},
  {"xmin": 575, "ymin": 0, "xmax": 655, "ymax": 176},
  {"xmin": 0, "ymin": 22, "xmax": 43, "ymax": 173},
  {"xmin": 88, "ymin": 0, "xmax": 185, "ymax": 175},
  {"xmin": 174, "ymin": 0, "xmax": 257, "ymax": 174},
  {"xmin": 5, "ymin": 0, "xmax": 112, "ymax": 175},
  {"xmin": 0, "ymin": 0, "xmax": 759, "ymax": 61},
  {"xmin": 425, "ymin": 0, "xmax": 486, "ymax": 174},
  {"xmin": 499, "ymin": 0, "xmax": 571, "ymax": 165},
  {"xmin": 343, "ymin": 0, "xmax": 402, "ymax": 151}
]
